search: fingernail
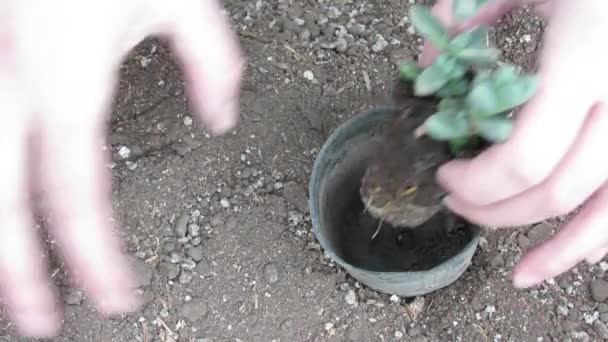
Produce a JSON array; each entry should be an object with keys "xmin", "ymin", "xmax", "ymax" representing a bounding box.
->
[{"xmin": 512, "ymin": 273, "xmax": 541, "ymax": 289}]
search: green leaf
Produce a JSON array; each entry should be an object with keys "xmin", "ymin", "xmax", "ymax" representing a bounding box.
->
[
  {"xmin": 448, "ymin": 26, "xmax": 488, "ymax": 52},
  {"xmin": 437, "ymin": 54, "xmax": 467, "ymax": 79},
  {"xmin": 455, "ymin": 47, "xmax": 500, "ymax": 65},
  {"xmin": 494, "ymin": 74, "xmax": 539, "ymax": 111},
  {"xmin": 449, "ymin": 136, "xmax": 470, "ymax": 155},
  {"xmin": 453, "ymin": 0, "xmax": 488, "ymax": 22},
  {"xmin": 399, "ymin": 60, "xmax": 421, "ymax": 81},
  {"xmin": 410, "ymin": 5, "xmax": 449, "ymax": 49},
  {"xmin": 414, "ymin": 54, "xmax": 466, "ymax": 96},
  {"xmin": 466, "ymin": 78, "xmax": 499, "ymax": 116},
  {"xmin": 473, "ymin": 116, "xmax": 513, "ymax": 142},
  {"xmin": 494, "ymin": 64, "xmax": 520, "ymax": 86},
  {"xmin": 436, "ymin": 78, "xmax": 470, "ymax": 97},
  {"xmin": 414, "ymin": 63, "xmax": 449, "ymax": 96},
  {"xmin": 424, "ymin": 111, "xmax": 470, "ymax": 141}
]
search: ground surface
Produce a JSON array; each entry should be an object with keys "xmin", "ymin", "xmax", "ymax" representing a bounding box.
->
[{"xmin": 2, "ymin": 1, "xmax": 608, "ymax": 342}]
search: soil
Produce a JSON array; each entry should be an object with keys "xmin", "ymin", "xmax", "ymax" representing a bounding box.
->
[
  {"xmin": 2, "ymin": 2, "xmax": 607, "ymax": 342},
  {"xmin": 340, "ymin": 192, "xmax": 474, "ymax": 272}
]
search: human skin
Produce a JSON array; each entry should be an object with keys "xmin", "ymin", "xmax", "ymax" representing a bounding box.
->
[
  {"xmin": 421, "ymin": 0, "xmax": 608, "ymax": 288},
  {"xmin": 0, "ymin": 0, "xmax": 243, "ymax": 336}
]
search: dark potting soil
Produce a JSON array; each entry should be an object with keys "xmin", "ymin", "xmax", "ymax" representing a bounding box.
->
[{"xmin": 338, "ymin": 182, "xmax": 474, "ymax": 272}]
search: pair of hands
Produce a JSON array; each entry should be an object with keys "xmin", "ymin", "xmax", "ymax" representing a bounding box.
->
[{"xmin": 1, "ymin": 0, "xmax": 606, "ymax": 337}]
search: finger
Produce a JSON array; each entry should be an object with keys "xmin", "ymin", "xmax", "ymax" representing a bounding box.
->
[
  {"xmin": 512, "ymin": 183, "xmax": 608, "ymax": 288},
  {"xmin": 443, "ymin": 103, "xmax": 608, "ymax": 227},
  {"xmin": 24, "ymin": 28, "xmax": 140, "ymax": 314},
  {"xmin": 419, "ymin": 0, "xmax": 454, "ymax": 66},
  {"xmin": 167, "ymin": 0, "xmax": 244, "ymax": 135},
  {"xmin": 437, "ymin": 1, "xmax": 603, "ymax": 206},
  {"xmin": 586, "ymin": 247, "xmax": 608, "ymax": 265},
  {"xmin": 0, "ymin": 67, "xmax": 60, "ymax": 336}
]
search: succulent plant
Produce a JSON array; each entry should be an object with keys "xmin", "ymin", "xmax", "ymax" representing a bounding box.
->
[{"xmin": 400, "ymin": 0, "xmax": 539, "ymax": 153}]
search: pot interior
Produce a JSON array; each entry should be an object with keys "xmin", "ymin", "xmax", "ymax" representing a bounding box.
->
[{"xmin": 317, "ymin": 113, "xmax": 477, "ymax": 273}]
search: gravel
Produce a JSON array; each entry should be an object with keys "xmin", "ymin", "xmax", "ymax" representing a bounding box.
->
[
  {"xmin": 263, "ymin": 263, "xmax": 279, "ymax": 284},
  {"xmin": 594, "ymin": 320, "xmax": 608, "ymax": 340},
  {"xmin": 345, "ymin": 289, "xmax": 357, "ymax": 306},
  {"xmin": 187, "ymin": 246, "xmax": 205, "ymax": 262},
  {"xmin": 174, "ymin": 213, "xmax": 190, "ymax": 238},
  {"xmin": 179, "ymin": 271, "xmax": 193, "ymax": 284},
  {"xmin": 159, "ymin": 262, "xmax": 180, "ymax": 280},
  {"xmin": 591, "ymin": 279, "xmax": 608, "ymax": 302},
  {"xmin": 180, "ymin": 298, "xmax": 208, "ymax": 322}
]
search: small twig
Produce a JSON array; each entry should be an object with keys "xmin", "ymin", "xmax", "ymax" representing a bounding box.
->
[
  {"xmin": 371, "ymin": 218, "xmax": 384, "ymax": 241},
  {"xmin": 142, "ymin": 322, "xmax": 149, "ymax": 342},
  {"xmin": 156, "ymin": 317, "xmax": 175, "ymax": 338},
  {"xmin": 362, "ymin": 70, "xmax": 372, "ymax": 92}
]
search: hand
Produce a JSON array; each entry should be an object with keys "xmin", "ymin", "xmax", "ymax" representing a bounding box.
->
[
  {"xmin": 421, "ymin": 0, "xmax": 608, "ymax": 288},
  {"xmin": 1, "ymin": 0, "xmax": 242, "ymax": 336}
]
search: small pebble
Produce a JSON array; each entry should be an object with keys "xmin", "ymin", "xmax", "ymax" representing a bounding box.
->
[
  {"xmin": 571, "ymin": 331, "xmax": 590, "ymax": 341},
  {"xmin": 174, "ymin": 213, "xmax": 190, "ymax": 238},
  {"xmin": 180, "ymin": 298, "xmax": 208, "ymax": 322},
  {"xmin": 591, "ymin": 279, "xmax": 608, "ymax": 302},
  {"xmin": 372, "ymin": 34, "xmax": 388, "ymax": 53},
  {"xmin": 187, "ymin": 246, "xmax": 205, "ymax": 262},
  {"xmin": 118, "ymin": 146, "xmax": 131, "ymax": 159},
  {"xmin": 263, "ymin": 263, "xmax": 279, "ymax": 284},
  {"xmin": 183, "ymin": 116, "xmax": 193, "ymax": 126},
  {"xmin": 179, "ymin": 271, "xmax": 193, "ymax": 284},
  {"xmin": 159, "ymin": 262, "xmax": 180, "ymax": 280},
  {"xmin": 220, "ymin": 198, "xmax": 231, "ymax": 208},
  {"xmin": 345, "ymin": 290, "xmax": 357, "ymax": 306},
  {"xmin": 594, "ymin": 320, "xmax": 608, "ymax": 340},
  {"xmin": 557, "ymin": 305, "xmax": 569, "ymax": 316},
  {"xmin": 188, "ymin": 224, "xmax": 201, "ymax": 237},
  {"xmin": 210, "ymin": 214, "xmax": 224, "ymax": 227},
  {"xmin": 471, "ymin": 294, "xmax": 485, "ymax": 312},
  {"xmin": 170, "ymin": 252, "xmax": 182, "ymax": 264},
  {"xmin": 303, "ymin": 70, "xmax": 314, "ymax": 81},
  {"xmin": 390, "ymin": 295, "xmax": 400, "ymax": 303}
]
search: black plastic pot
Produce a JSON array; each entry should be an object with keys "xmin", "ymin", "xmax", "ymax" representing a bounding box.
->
[{"xmin": 308, "ymin": 106, "xmax": 480, "ymax": 297}]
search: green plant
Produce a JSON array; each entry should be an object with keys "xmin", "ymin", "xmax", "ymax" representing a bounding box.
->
[{"xmin": 400, "ymin": 0, "xmax": 538, "ymax": 153}]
